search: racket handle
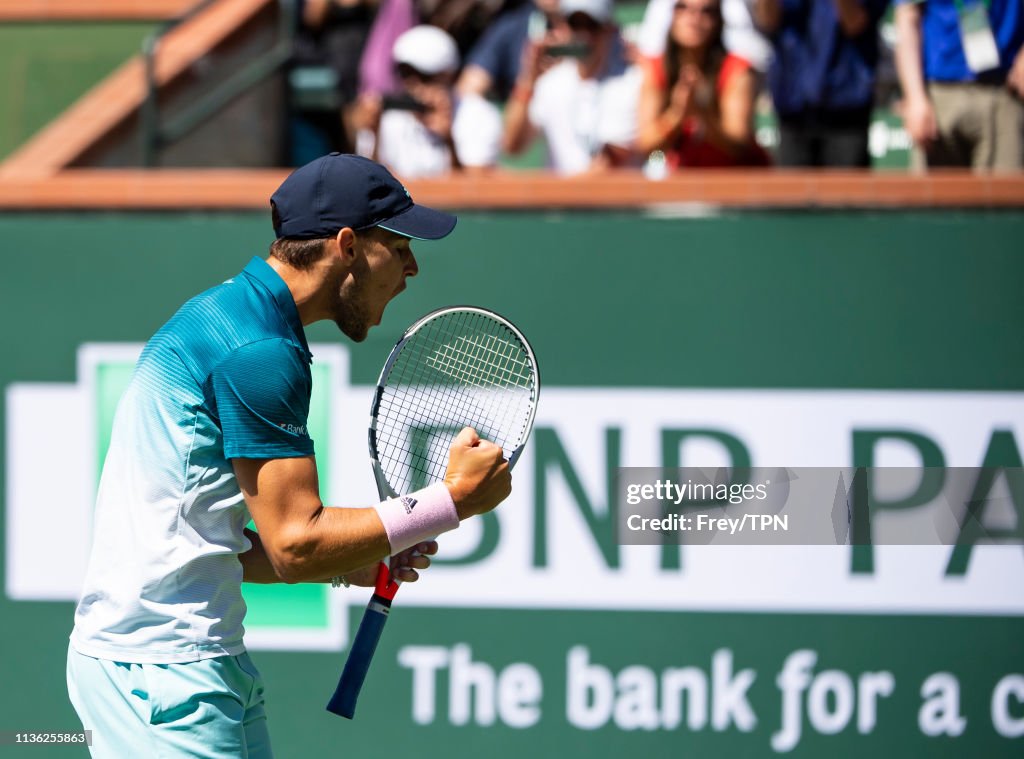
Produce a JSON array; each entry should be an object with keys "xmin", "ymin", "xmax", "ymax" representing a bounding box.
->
[{"xmin": 326, "ymin": 593, "xmax": 393, "ymax": 718}]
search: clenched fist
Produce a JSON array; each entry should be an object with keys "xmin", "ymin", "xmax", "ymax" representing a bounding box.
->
[{"xmin": 443, "ymin": 427, "xmax": 512, "ymax": 519}]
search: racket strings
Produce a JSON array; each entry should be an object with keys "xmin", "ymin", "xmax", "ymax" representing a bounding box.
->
[
  {"xmin": 425, "ymin": 334, "xmax": 532, "ymax": 390},
  {"xmin": 374, "ymin": 310, "xmax": 537, "ymax": 494},
  {"xmin": 377, "ymin": 369, "xmax": 526, "ymax": 482}
]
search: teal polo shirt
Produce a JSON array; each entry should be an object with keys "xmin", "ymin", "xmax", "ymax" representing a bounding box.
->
[
  {"xmin": 155, "ymin": 255, "xmax": 316, "ymax": 460},
  {"xmin": 71, "ymin": 256, "xmax": 316, "ymax": 663}
]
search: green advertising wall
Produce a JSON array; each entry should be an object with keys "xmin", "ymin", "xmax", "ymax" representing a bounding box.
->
[
  {"xmin": 2, "ymin": 209, "xmax": 1023, "ymax": 757},
  {"xmin": 0, "ymin": 23, "xmax": 155, "ymax": 162}
]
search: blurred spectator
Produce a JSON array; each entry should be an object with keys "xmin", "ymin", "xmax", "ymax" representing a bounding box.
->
[
  {"xmin": 754, "ymin": 0, "xmax": 889, "ymax": 167},
  {"xmin": 419, "ymin": 0, "xmax": 509, "ymax": 58},
  {"xmin": 639, "ymin": 0, "xmax": 773, "ymax": 72},
  {"xmin": 357, "ymin": 0, "xmax": 506, "ymax": 101},
  {"xmin": 457, "ymin": 0, "xmax": 568, "ymax": 101},
  {"xmin": 356, "ymin": 25, "xmax": 503, "ymax": 177},
  {"xmin": 287, "ymin": 0, "xmax": 377, "ymax": 165},
  {"xmin": 895, "ymin": 0, "xmax": 1024, "ymax": 171},
  {"xmin": 636, "ymin": 0, "xmax": 769, "ymax": 167},
  {"xmin": 503, "ymin": 0, "xmax": 643, "ymax": 174},
  {"xmin": 358, "ymin": 0, "xmax": 418, "ymax": 97}
]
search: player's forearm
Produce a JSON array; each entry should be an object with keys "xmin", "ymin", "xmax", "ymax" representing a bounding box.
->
[
  {"xmin": 239, "ymin": 528, "xmax": 285, "ymax": 583},
  {"xmin": 269, "ymin": 505, "xmax": 391, "ymax": 583},
  {"xmin": 271, "ymin": 483, "xmax": 463, "ymax": 583},
  {"xmin": 894, "ymin": 3, "xmax": 928, "ymax": 101},
  {"xmin": 239, "ymin": 527, "xmax": 381, "ymax": 585}
]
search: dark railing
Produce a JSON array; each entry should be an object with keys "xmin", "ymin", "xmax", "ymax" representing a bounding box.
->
[{"xmin": 140, "ymin": 0, "xmax": 296, "ymax": 166}]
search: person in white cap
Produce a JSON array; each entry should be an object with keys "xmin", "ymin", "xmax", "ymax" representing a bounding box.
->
[
  {"xmin": 356, "ymin": 24, "xmax": 503, "ymax": 178},
  {"xmin": 502, "ymin": 0, "xmax": 644, "ymax": 175}
]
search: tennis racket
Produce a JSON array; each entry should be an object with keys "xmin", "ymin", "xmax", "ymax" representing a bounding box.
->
[{"xmin": 326, "ymin": 305, "xmax": 540, "ymax": 719}]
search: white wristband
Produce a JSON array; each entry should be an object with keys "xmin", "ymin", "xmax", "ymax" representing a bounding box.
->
[{"xmin": 373, "ymin": 482, "xmax": 459, "ymax": 554}]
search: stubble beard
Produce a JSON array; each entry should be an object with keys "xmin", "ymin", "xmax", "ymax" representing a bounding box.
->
[{"xmin": 331, "ymin": 279, "xmax": 370, "ymax": 343}]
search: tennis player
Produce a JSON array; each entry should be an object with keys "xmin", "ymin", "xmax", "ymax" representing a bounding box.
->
[{"xmin": 67, "ymin": 153, "xmax": 512, "ymax": 758}]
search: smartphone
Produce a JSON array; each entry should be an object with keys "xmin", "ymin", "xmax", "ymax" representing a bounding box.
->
[
  {"xmin": 528, "ymin": 10, "xmax": 547, "ymax": 43},
  {"xmin": 544, "ymin": 42, "xmax": 591, "ymax": 58},
  {"xmin": 380, "ymin": 93, "xmax": 430, "ymax": 113}
]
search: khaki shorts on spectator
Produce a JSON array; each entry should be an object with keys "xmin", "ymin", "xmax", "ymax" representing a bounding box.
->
[{"xmin": 911, "ymin": 82, "xmax": 1024, "ymax": 172}]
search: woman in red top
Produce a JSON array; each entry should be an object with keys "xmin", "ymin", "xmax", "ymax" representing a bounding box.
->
[{"xmin": 637, "ymin": 0, "xmax": 769, "ymax": 168}]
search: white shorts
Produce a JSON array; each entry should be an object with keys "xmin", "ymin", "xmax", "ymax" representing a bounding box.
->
[{"xmin": 67, "ymin": 644, "xmax": 272, "ymax": 758}]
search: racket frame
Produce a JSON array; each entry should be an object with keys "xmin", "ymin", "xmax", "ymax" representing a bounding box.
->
[
  {"xmin": 368, "ymin": 305, "xmax": 540, "ymax": 494},
  {"xmin": 328, "ymin": 305, "xmax": 539, "ymax": 720}
]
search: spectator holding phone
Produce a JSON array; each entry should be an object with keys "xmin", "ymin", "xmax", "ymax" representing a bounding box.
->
[
  {"xmin": 457, "ymin": 0, "xmax": 567, "ymax": 102},
  {"xmin": 356, "ymin": 24, "xmax": 503, "ymax": 177},
  {"xmin": 503, "ymin": 0, "xmax": 643, "ymax": 175},
  {"xmin": 636, "ymin": 0, "xmax": 769, "ymax": 167}
]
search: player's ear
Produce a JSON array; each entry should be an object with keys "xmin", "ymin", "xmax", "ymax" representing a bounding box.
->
[{"xmin": 336, "ymin": 228, "xmax": 356, "ymax": 261}]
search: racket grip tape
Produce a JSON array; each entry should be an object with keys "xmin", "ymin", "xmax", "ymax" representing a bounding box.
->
[{"xmin": 326, "ymin": 594, "xmax": 393, "ymax": 719}]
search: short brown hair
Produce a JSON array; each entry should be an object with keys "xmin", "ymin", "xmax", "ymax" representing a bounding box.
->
[
  {"xmin": 269, "ymin": 201, "xmax": 331, "ymax": 269},
  {"xmin": 269, "ymin": 236, "xmax": 332, "ymax": 269}
]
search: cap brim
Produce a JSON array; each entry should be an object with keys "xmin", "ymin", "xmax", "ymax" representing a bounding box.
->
[{"xmin": 376, "ymin": 203, "xmax": 457, "ymax": 241}]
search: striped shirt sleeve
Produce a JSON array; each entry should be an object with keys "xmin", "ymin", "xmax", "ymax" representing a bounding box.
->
[{"xmin": 210, "ymin": 338, "xmax": 315, "ymax": 459}]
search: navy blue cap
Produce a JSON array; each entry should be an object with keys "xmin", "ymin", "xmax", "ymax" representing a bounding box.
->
[{"xmin": 270, "ymin": 153, "xmax": 457, "ymax": 241}]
